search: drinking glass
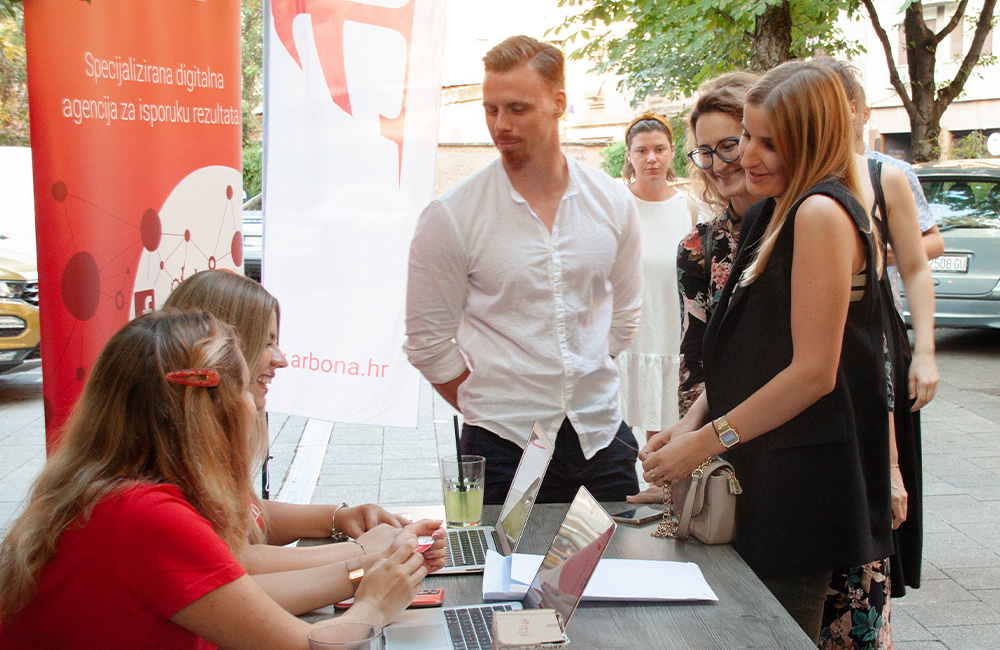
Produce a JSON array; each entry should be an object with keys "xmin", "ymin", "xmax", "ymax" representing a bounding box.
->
[
  {"xmin": 440, "ymin": 454, "xmax": 485, "ymax": 527},
  {"xmin": 307, "ymin": 622, "xmax": 383, "ymax": 649}
]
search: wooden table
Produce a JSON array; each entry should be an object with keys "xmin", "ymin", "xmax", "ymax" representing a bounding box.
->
[{"xmin": 304, "ymin": 503, "xmax": 815, "ymax": 649}]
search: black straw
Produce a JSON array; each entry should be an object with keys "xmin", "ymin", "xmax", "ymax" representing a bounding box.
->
[{"xmin": 453, "ymin": 415, "xmax": 465, "ymax": 491}]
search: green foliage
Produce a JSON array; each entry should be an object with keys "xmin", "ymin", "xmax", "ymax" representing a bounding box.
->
[
  {"xmin": 0, "ymin": 3, "xmax": 28, "ymax": 146},
  {"xmin": 951, "ymin": 131, "xmax": 990, "ymax": 160},
  {"xmin": 242, "ymin": 0, "xmax": 264, "ymax": 146},
  {"xmin": 600, "ymin": 140, "xmax": 626, "ymax": 178},
  {"xmin": 551, "ymin": 0, "xmax": 862, "ymax": 103},
  {"xmin": 242, "ymin": 141, "xmax": 263, "ymax": 199},
  {"xmin": 669, "ymin": 113, "xmax": 688, "ymax": 178}
]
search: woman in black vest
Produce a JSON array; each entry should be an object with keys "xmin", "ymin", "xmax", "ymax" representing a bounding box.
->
[{"xmin": 638, "ymin": 61, "xmax": 893, "ymax": 643}]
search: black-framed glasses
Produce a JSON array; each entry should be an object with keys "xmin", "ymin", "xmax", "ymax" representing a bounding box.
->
[{"xmin": 687, "ymin": 137, "xmax": 741, "ymax": 170}]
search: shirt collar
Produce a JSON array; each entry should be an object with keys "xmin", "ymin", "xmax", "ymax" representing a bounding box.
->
[{"xmin": 503, "ymin": 155, "xmax": 579, "ymax": 204}]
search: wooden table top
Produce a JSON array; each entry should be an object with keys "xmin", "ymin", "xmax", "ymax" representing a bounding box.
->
[{"xmin": 303, "ymin": 503, "xmax": 814, "ymax": 649}]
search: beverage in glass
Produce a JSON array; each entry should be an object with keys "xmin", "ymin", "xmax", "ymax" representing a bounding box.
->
[{"xmin": 440, "ymin": 454, "xmax": 485, "ymax": 527}]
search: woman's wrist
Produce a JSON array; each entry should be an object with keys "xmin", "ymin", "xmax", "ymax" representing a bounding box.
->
[{"xmin": 699, "ymin": 423, "xmax": 725, "ymax": 456}]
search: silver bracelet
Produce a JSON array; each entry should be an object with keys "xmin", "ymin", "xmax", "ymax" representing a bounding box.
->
[{"xmin": 331, "ymin": 502, "xmax": 349, "ymax": 541}]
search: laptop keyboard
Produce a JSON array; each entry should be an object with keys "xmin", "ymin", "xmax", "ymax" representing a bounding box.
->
[
  {"xmin": 444, "ymin": 604, "xmax": 516, "ymax": 650},
  {"xmin": 444, "ymin": 528, "xmax": 488, "ymax": 567}
]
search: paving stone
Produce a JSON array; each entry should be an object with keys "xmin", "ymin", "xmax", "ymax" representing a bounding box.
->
[
  {"xmin": 924, "ymin": 495, "xmax": 1000, "ymax": 525},
  {"xmin": 946, "ymin": 567, "xmax": 1000, "ymax": 591},
  {"xmin": 312, "ymin": 483, "xmax": 379, "ymax": 505},
  {"xmin": 972, "ymin": 589, "xmax": 1000, "ymax": 615},
  {"xmin": 922, "ymin": 480, "xmax": 966, "ymax": 497},
  {"xmin": 382, "ymin": 440, "xmax": 442, "ymax": 460},
  {"xmin": 315, "ymin": 464, "xmax": 382, "ymax": 486},
  {"xmin": 889, "ymin": 603, "xmax": 937, "ymax": 641},
  {"xmin": 323, "ymin": 444, "xmax": 383, "ymax": 465},
  {"xmin": 378, "ymin": 478, "xmax": 442, "ymax": 506},
  {"xmin": 898, "ymin": 600, "xmax": 1000, "ymax": 627},
  {"xmin": 923, "ymin": 531, "xmax": 1000, "ymax": 569},
  {"xmin": 920, "ymin": 563, "xmax": 947, "ymax": 581},
  {"xmin": 928, "ymin": 624, "xmax": 1000, "ymax": 650},
  {"xmin": 922, "ymin": 512, "xmax": 959, "ymax": 534},
  {"xmin": 380, "ymin": 457, "xmax": 440, "ymax": 481},
  {"xmin": 330, "ymin": 426, "xmax": 384, "ymax": 445},
  {"xmin": 894, "ymin": 578, "xmax": 978, "ymax": 605}
]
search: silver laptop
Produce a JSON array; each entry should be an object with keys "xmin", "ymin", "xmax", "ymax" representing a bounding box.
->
[
  {"xmin": 384, "ymin": 486, "xmax": 617, "ymax": 650},
  {"xmin": 437, "ymin": 422, "xmax": 554, "ymax": 575}
]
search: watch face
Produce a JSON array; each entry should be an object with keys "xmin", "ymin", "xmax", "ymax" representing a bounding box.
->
[{"xmin": 719, "ymin": 430, "xmax": 739, "ymax": 448}]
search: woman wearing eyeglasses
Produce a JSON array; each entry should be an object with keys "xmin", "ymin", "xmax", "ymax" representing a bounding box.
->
[
  {"xmin": 674, "ymin": 72, "xmax": 760, "ymax": 420},
  {"xmin": 615, "ymin": 112, "xmax": 710, "ymax": 438}
]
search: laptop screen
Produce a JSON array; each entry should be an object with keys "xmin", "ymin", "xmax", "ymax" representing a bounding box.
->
[
  {"xmin": 521, "ymin": 487, "xmax": 616, "ymax": 626},
  {"xmin": 496, "ymin": 422, "xmax": 554, "ymax": 549}
]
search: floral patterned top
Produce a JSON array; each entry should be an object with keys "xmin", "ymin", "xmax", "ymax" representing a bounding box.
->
[{"xmin": 676, "ymin": 206, "xmax": 742, "ymax": 417}]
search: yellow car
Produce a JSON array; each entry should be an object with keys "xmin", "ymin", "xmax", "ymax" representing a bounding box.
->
[{"xmin": 0, "ymin": 265, "xmax": 41, "ymax": 374}]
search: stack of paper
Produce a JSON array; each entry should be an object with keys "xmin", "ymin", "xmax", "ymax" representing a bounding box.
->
[{"xmin": 482, "ymin": 550, "xmax": 719, "ymax": 602}]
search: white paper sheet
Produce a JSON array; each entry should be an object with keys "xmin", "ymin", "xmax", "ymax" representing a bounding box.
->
[{"xmin": 483, "ymin": 550, "xmax": 719, "ymax": 602}]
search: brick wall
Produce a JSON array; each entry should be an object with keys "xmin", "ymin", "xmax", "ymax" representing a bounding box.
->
[{"xmin": 433, "ymin": 142, "xmax": 610, "ymax": 196}]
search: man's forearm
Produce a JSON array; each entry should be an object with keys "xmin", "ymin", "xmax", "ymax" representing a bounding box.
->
[{"xmin": 431, "ymin": 368, "xmax": 470, "ymax": 411}]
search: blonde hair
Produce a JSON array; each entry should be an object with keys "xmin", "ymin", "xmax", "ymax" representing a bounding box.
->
[
  {"xmin": 163, "ymin": 270, "xmax": 278, "ymax": 535},
  {"xmin": 685, "ymin": 71, "xmax": 759, "ymax": 212},
  {"xmin": 164, "ymin": 270, "xmax": 279, "ymax": 378},
  {"xmin": 0, "ymin": 311, "xmax": 264, "ymax": 621},
  {"xmin": 622, "ymin": 111, "xmax": 678, "ymax": 184},
  {"xmin": 739, "ymin": 61, "xmax": 881, "ymax": 285},
  {"xmin": 483, "ymin": 35, "xmax": 565, "ymax": 90}
]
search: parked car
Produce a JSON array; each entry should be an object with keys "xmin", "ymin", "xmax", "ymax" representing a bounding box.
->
[
  {"xmin": 0, "ymin": 234, "xmax": 39, "ymax": 306},
  {"xmin": 0, "ymin": 265, "xmax": 41, "ymax": 374},
  {"xmin": 902, "ymin": 159, "xmax": 1000, "ymax": 328},
  {"xmin": 242, "ymin": 194, "xmax": 262, "ymax": 282}
]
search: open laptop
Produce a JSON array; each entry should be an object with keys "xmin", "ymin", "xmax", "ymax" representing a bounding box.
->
[
  {"xmin": 384, "ymin": 486, "xmax": 617, "ymax": 650},
  {"xmin": 437, "ymin": 422, "xmax": 554, "ymax": 575}
]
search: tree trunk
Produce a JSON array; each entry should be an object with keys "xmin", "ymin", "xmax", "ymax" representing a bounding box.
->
[
  {"xmin": 905, "ymin": 3, "xmax": 941, "ymax": 162},
  {"xmin": 750, "ymin": 1, "xmax": 792, "ymax": 72}
]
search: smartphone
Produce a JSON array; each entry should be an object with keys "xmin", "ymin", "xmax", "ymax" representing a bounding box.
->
[
  {"xmin": 334, "ymin": 589, "xmax": 444, "ymax": 611},
  {"xmin": 611, "ymin": 505, "xmax": 661, "ymax": 526}
]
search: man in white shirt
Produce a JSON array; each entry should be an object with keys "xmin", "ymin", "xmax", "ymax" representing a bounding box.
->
[{"xmin": 404, "ymin": 35, "xmax": 643, "ymax": 504}]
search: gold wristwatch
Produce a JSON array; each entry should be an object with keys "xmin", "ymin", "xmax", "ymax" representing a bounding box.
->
[
  {"xmin": 347, "ymin": 557, "xmax": 365, "ymax": 591},
  {"xmin": 713, "ymin": 415, "xmax": 740, "ymax": 448}
]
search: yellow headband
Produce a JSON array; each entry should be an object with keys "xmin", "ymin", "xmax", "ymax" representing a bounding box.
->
[{"xmin": 625, "ymin": 111, "xmax": 673, "ymax": 141}]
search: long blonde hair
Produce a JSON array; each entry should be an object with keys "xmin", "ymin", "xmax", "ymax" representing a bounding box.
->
[
  {"xmin": 0, "ymin": 311, "xmax": 265, "ymax": 621},
  {"xmin": 740, "ymin": 61, "xmax": 881, "ymax": 285},
  {"xmin": 164, "ymin": 270, "xmax": 279, "ymax": 378}
]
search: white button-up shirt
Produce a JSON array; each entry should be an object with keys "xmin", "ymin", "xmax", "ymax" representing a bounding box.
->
[{"xmin": 404, "ymin": 157, "xmax": 642, "ymax": 458}]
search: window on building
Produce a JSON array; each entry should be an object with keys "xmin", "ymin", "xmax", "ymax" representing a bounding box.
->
[{"xmin": 951, "ymin": 16, "xmax": 964, "ymax": 59}]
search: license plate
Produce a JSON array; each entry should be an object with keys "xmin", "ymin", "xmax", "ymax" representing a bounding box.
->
[
  {"xmin": 929, "ymin": 254, "xmax": 969, "ymax": 273},
  {"xmin": 0, "ymin": 351, "xmax": 17, "ymax": 361}
]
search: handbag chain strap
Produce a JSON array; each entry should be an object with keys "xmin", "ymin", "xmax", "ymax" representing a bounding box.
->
[{"xmin": 651, "ymin": 457, "xmax": 713, "ymax": 539}]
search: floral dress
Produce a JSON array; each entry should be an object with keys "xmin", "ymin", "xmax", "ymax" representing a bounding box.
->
[{"xmin": 676, "ymin": 206, "xmax": 741, "ymax": 417}]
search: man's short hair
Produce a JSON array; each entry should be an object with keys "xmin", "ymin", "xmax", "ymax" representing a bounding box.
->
[{"xmin": 483, "ymin": 35, "xmax": 565, "ymax": 90}]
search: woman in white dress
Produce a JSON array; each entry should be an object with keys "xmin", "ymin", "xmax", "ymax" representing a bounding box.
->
[{"xmin": 616, "ymin": 111, "xmax": 706, "ymax": 437}]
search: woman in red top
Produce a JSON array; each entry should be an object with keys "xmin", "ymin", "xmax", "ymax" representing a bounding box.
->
[
  {"xmin": 0, "ymin": 311, "xmax": 427, "ymax": 649},
  {"xmin": 163, "ymin": 271, "xmax": 446, "ymax": 610}
]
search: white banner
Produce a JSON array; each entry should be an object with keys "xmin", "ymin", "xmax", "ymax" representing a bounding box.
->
[{"xmin": 263, "ymin": 0, "xmax": 446, "ymax": 427}]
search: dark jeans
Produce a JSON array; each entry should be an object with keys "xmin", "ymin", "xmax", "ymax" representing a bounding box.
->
[
  {"xmin": 461, "ymin": 419, "xmax": 639, "ymax": 504},
  {"xmin": 761, "ymin": 570, "xmax": 834, "ymax": 644}
]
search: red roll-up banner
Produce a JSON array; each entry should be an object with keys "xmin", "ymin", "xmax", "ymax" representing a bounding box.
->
[{"xmin": 24, "ymin": 0, "xmax": 244, "ymax": 451}]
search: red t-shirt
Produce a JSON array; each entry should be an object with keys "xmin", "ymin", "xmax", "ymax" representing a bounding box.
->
[{"xmin": 0, "ymin": 483, "xmax": 247, "ymax": 650}]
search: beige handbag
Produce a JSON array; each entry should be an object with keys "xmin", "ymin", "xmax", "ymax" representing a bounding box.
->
[{"xmin": 652, "ymin": 457, "xmax": 742, "ymax": 545}]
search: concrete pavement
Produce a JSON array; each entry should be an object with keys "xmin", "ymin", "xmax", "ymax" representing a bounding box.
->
[{"xmin": 1, "ymin": 327, "xmax": 998, "ymax": 649}]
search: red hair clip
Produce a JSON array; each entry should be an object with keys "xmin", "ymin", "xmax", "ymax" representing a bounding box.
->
[{"xmin": 165, "ymin": 368, "xmax": 221, "ymax": 387}]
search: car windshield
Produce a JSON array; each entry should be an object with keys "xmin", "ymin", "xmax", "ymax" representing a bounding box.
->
[{"xmin": 919, "ymin": 177, "xmax": 1000, "ymax": 230}]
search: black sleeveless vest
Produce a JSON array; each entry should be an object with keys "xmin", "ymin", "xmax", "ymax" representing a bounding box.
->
[{"xmin": 703, "ymin": 181, "xmax": 893, "ymax": 578}]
